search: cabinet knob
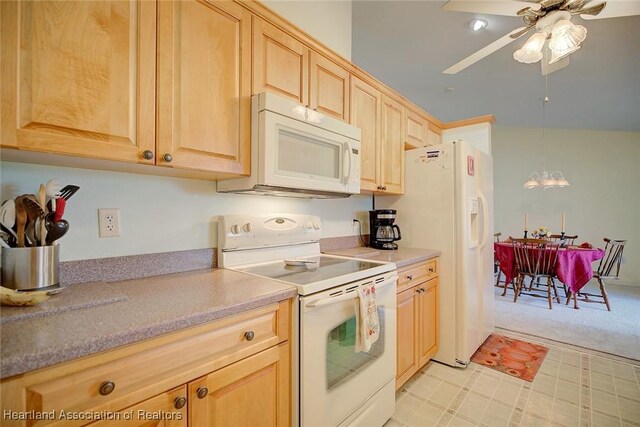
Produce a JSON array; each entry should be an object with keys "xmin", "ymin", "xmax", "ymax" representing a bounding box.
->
[
  {"xmin": 406, "ymin": 274, "xmax": 413, "ymax": 280},
  {"xmin": 415, "ymin": 288, "xmax": 421, "ymax": 294},
  {"xmin": 421, "ymin": 287, "xmax": 426, "ymax": 292},
  {"xmin": 196, "ymin": 387, "xmax": 209, "ymax": 399},
  {"xmin": 244, "ymin": 331, "xmax": 255, "ymax": 341},
  {"xmin": 382, "ymin": 186, "xmax": 387, "ymax": 191},
  {"xmin": 142, "ymin": 150, "xmax": 154, "ymax": 160},
  {"xmin": 174, "ymin": 396, "xmax": 187, "ymax": 409},
  {"xmin": 162, "ymin": 153, "xmax": 173, "ymax": 163},
  {"xmin": 429, "ymin": 268, "xmax": 434, "ymax": 273},
  {"xmin": 99, "ymin": 381, "xmax": 115, "ymax": 396}
]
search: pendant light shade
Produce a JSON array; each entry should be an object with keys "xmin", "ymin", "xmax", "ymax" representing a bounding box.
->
[
  {"xmin": 513, "ymin": 32, "xmax": 547, "ymax": 63},
  {"xmin": 549, "ymin": 20, "xmax": 587, "ymax": 52}
]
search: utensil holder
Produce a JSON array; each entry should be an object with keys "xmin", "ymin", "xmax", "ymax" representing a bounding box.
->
[{"xmin": 1, "ymin": 246, "xmax": 60, "ymax": 291}]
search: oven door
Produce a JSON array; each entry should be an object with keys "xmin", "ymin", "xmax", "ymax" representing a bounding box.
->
[{"xmin": 299, "ymin": 273, "xmax": 397, "ymax": 427}]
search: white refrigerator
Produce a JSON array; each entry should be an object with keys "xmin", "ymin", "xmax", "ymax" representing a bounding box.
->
[{"xmin": 377, "ymin": 139, "xmax": 495, "ymax": 368}]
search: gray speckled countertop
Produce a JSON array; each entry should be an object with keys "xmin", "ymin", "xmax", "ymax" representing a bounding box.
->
[
  {"xmin": 324, "ymin": 246, "xmax": 440, "ymax": 268},
  {"xmin": 0, "ymin": 269, "xmax": 296, "ymax": 379}
]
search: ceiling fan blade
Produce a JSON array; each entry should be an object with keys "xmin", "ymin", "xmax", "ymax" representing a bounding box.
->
[
  {"xmin": 442, "ymin": 0, "xmax": 538, "ymax": 16},
  {"xmin": 443, "ymin": 26, "xmax": 531, "ymax": 74},
  {"xmin": 581, "ymin": 0, "xmax": 640, "ymax": 19}
]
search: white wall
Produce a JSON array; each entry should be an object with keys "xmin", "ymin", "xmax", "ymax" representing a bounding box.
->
[
  {"xmin": 0, "ymin": 162, "xmax": 371, "ymax": 262},
  {"xmin": 261, "ymin": 0, "xmax": 352, "ymax": 60},
  {"xmin": 492, "ymin": 126, "xmax": 640, "ymax": 285}
]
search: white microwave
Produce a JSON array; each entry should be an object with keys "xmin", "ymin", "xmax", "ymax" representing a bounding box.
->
[{"xmin": 217, "ymin": 92, "xmax": 361, "ymax": 198}]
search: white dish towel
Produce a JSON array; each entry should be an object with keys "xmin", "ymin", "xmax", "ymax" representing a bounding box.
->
[{"xmin": 354, "ymin": 283, "xmax": 380, "ymax": 353}]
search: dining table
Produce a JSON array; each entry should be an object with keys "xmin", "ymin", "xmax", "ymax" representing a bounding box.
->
[{"xmin": 494, "ymin": 242, "xmax": 605, "ymax": 294}]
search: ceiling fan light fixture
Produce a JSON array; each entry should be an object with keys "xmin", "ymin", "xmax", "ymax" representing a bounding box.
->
[
  {"xmin": 549, "ymin": 20, "xmax": 587, "ymax": 52},
  {"xmin": 549, "ymin": 43, "xmax": 581, "ymax": 63},
  {"xmin": 513, "ymin": 31, "xmax": 547, "ymax": 63}
]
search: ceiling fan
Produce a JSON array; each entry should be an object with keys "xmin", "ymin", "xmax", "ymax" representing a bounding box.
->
[{"xmin": 442, "ymin": 0, "xmax": 640, "ymax": 75}]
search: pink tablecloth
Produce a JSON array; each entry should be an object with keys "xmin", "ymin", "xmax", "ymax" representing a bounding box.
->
[{"xmin": 494, "ymin": 242, "xmax": 605, "ymax": 293}]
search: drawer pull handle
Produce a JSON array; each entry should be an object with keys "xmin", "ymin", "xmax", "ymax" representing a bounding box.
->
[
  {"xmin": 174, "ymin": 396, "xmax": 187, "ymax": 409},
  {"xmin": 406, "ymin": 274, "xmax": 413, "ymax": 280},
  {"xmin": 244, "ymin": 331, "xmax": 255, "ymax": 341},
  {"xmin": 99, "ymin": 381, "xmax": 115, "ymax": 396},
  {"xmin": 196, "ymin": 387, "xmax": 209, "ymax": 399},
  {"xmin": 429, "ymin": 268, "xmax": 434, "ymax": 273}
]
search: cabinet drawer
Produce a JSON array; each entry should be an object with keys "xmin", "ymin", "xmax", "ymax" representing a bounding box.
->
[
  {"xmin": 397, "ymin": 258, "xmax": 438, "ymax": 292},
  {"xmin": 4, "ymin": 301, "xmax": 288, "ymax": 426}
]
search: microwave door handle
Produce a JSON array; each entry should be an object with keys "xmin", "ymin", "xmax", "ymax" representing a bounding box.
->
[{"xmin": 343, "ymin": 143, "xmax": 352, "ymax": 184}]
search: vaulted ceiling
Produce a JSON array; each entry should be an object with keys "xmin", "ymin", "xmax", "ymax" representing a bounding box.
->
[{"xmin": 352, "ymin": 1, "xmax": 640, "ymax": 131}]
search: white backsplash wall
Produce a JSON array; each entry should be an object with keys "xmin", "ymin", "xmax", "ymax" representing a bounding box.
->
[
  {"xmin": 0, "ymin": 162, "xmax": 371, "ymax": 262},
  {"xmin": 492, "ymin": 126, "xmax": 640, "ymax": 286}
]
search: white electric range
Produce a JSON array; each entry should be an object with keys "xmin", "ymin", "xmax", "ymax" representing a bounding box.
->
[{"xmin": 218, "ymin": 214, "xmax": 397, "ymax": 427}]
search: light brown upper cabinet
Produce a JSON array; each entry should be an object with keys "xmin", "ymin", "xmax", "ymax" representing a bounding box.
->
[
  {"xmin": 0, "ymin": 1, "xmax": 156, "ymax": 163},
  {"xmin": 380, "ymin": 94, "xmax": 405, "ymax": 194},
  {"xmin": 157, "ymin": 0, "xmax": 251, "ymax": 176},
  {"xmin": 427, "ymin": 126, "xmax": 443, "ymax": 146},
  {"xmin": 309, "ymin": 52, "xmax": 350, "ymax": 122},
  {"xmin": 350, "ymin": 76, "xmax": 382, "ymax": 193},
  {"xmin": 253, "ymin": 18, "xmax": 309, "ymax": 106},
  {"xmin": 405, "ymin": 108, "xmax": 429, "ymax": 149},
  {"xmin": 253, "ymin": 20, "xmax": 350, "ymax": 123}
]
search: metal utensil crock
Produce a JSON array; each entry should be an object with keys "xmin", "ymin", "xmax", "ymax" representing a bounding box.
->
[{"xmin": 1, "ymin": 246, "xmax": 60, "ymax": 290}]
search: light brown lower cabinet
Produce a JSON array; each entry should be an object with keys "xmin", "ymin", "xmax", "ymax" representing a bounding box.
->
[
  {"xmin": 396, "ymin": 259, "xmax": 439, "ymax": 390},
  {"xmin": 0, "ymin": 301, "xmax": 290, "ymax": 427}
]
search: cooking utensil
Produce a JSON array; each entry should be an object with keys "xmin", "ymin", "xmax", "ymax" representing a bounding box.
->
[
  {"xmin": 0, "ymin": 199, "xmax": 17, "ymax": 243},
  {"xmin": 45, "ymin": 219, "xmax": 69, "ymax": 245},
  {"xmin": 0, "ymin": 225, "xmax": 16, "ymax": 247},
  {"xmin": 54, "ymin": 198, "xmax": 66, "ymax": 222},
  {"xmin": 14, "ymin": 196, "xmax": 27, "ymax": 247},
  {"xmin": 45, "ymin": 179, "xmax": 61, "ymax": 211},
  {"xmin": 58, "ymin": 185, "xmax": 80, "ymax": 201},
  {"xmin": 38, "ymin": 184, "xmax": 47, "ymax": 245}
]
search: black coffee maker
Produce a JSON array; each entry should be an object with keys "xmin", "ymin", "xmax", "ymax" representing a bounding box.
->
[{"xmin": 369, "ymin": 210, "xmax": 402, "ymax": 250}]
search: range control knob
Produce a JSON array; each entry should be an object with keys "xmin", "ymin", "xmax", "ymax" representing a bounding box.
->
[
  {"xmin": 305, "ymin": 221, "xmax": 314, "ymax": 230},
  {"xmin": 242, "ymin": 223, "xmax": 252, "ymax": 233},
  {"xmin": 230, "ymin": 224, "xmax": 241, "ymax": 235},
  {"xmin": 313, "ymin": 222, "xmax": 320, "ymax": 230}
]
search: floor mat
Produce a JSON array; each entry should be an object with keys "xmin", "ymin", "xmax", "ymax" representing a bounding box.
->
[{"xmin": 470, "ymin": 334, "xmax": 548, "ymax": 382}]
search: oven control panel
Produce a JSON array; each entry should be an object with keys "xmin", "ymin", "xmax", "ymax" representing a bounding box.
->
[{"xmin": 218, "ymin": 214, "xmax": 322, "ymax": 250}]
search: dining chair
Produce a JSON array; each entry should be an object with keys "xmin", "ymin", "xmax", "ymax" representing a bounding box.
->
[
  {"xmin": 549, "ymin": 234, "xmax": 578, "ymax": 246},
  {"xmin": 494, "ymin": 232, "xmax": 503, "ymax": 287},
  {"xmin": 566, "ymin": 238, "xmax": 626, "ymax": 311},
  {"xmin": 512, "ymin": 239, "xmax": 562, "ymax": 309}
]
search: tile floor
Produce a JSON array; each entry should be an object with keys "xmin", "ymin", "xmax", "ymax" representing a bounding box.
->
[{"xmin": 388, "ymin": 332, "xmax": 640, "ymax": 427}]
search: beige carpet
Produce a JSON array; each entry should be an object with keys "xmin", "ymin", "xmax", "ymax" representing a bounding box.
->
[{"xmin": 494, "ymin": 281, "xmax": 640, "ymax": 361}]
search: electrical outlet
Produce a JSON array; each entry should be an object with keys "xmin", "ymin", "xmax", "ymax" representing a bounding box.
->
[{"xmin": 98, "ymin": 208, "xmax": 121, "ymax": 238}]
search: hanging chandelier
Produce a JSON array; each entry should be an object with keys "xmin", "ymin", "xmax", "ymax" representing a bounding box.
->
[{"xmin": 523, "ymin": 84, "xmax": 571, "ymax": 190}]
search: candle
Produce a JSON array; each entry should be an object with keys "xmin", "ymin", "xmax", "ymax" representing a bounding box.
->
[
  {"xmin": 524, "ymin": 213, "xmax": 528, "ymax": 231},
  {"xmin": 562, "ymin": 213, "xmax": 565, "ymax": 233}
]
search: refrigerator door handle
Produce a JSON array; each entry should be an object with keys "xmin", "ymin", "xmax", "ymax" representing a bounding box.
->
[{"xmin": 478, "ymin": 192, "xmax": 490, "ymax": 250}]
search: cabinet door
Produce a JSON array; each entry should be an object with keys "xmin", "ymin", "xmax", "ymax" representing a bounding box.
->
[
  {"xmin": 0, "ymin": 1, "xmax": 156, "ymax": 163},
  {"xmin": 405, "ymin": 109, "xmax": 428, "ymax": 149},
  {"xmin": 189, "ymin": 343, "xmax": 290, "ymax": 427},
  {"xmin": 156, "ymin": 0, "xmax": 250, "ymax": 175},
  {"xmin": 396, "ymin": 286, "xmax": 419, "ymax": 390},
  {"xmin": 350, "ymin": 76, "xmax": 381, "ymax": 193},
  {"xmin": 418, "ymin": 278, "xmax": 439, "ymax": 366},
  {"xmin": 380, "ymin": 95, "xmax": 405, "ymax": 194},
  {"xmin": 87, "ymin": 386, "xmax": 187, "ymax": 427},
  {"xmin": 253, "ymin": 18, "xmax": 308, "ymax": 105},
  {"xmin": 427, "ymin": 125, "xmax": 443, "ymax": 146},
  {"xmin": 309, "ymin": 52, "xmax": 350, "ymax": 122}
]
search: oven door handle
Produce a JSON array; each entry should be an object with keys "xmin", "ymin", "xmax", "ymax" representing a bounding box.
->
[{"xmin": 305, "ymin": 277, "xmax": 396, "ymax": 308}]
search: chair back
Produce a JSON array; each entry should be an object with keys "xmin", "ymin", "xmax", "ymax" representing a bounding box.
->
[
  {"xmin": 596, "ymin": 238, "xmax": 626, "ymax": 278},
  {"xmin": 512, "ymin": 239, "xmax": 560, "ymax": 277},
  {"xmin": 494, "ymin": 232, "xmax": 502, "ymax": 242},
  {"xmin": 549, "ymin": 234, "xmax": 578, "ymax": 245}
]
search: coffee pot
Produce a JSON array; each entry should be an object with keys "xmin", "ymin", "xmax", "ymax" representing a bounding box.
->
[{"xmin": 369, "ymin": 210, "xmax": 401, "ymax": 250}]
